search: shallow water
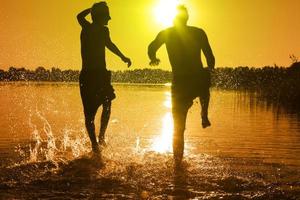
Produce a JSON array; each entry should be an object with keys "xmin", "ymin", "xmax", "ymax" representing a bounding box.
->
[{"xmin": 0, "ymin": 82, "xmax": 299, "ymax": 199}]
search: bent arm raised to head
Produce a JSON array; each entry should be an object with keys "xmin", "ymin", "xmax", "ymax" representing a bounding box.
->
[
  {"xmin": 201, "ymin": 31, "xmax": 215, "ymax": 69},
  {"xmin": 77, "ymin": 8, "xmax": 91, "ymax": 27},
  {"xmin": 148, "ymin": 31, "xmax": 165, "ymax": 65}
]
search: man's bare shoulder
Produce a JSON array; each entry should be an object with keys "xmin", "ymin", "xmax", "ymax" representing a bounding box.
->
[
  {"xmin": 160, "ymin": 27, "xmax": 172, "ymax": 35},
  {"xmin": 156, "ymin": 27, "xmax": 172, "ymax": 39}
]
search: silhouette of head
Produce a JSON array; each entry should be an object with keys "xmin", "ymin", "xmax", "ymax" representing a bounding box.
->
[
  {"xmin": 173, "ymin": 5, "xmax": 189, "ymax": 27},
  {"xmin": 91, "ymin": 2, "xmax": 111, "ymax": 25}
]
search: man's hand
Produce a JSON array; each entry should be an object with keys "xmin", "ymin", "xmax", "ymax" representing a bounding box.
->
[
  {"xmin": 149, "ymin": 58, "xmax": 160, "ymax": 66},
  {"xmin": 122, "ymin": 57, "xmax": 132, "ymax": 67}
]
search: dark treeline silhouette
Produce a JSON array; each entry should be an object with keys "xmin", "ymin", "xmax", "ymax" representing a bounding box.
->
[
  {"xmin": 0, "ymin": 67, "xmax": 79, "ymax": 82},
  {"xmin": 1, "ymin": 65, "xmax": 299, "ymax": 87},
  {"xmin": 113, "ymin": 69, "xmax": 172, "ymax": 83},
  {"xmin": 212, "ymin": 64, "xmax": 300, "ymax": 110},
  {"xmin": 0, "ymin": 64, "xmax": 299, "ymax": 108},
  {"xmin": 0, "ymin": 67, "xmax": 172, "ymax": 83}
]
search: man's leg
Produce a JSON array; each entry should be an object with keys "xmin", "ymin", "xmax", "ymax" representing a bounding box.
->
[
  {"xmin": 99, "ymin": 100, "xmax": 111, "ymax": 144},
  {"xmin": 84, "ymin": 106, "xmax": 100, "ymax": 153},
  {"xmin": 200, "ymin": 89, "xmax": 211, "ymax": 128},
  {"xmin": 80, "ymin": 73, "xmax": 101, "ymax": 153},
  {"xmin": 172, "ymin": 104, "xmax": 189, "ymax": 165}
]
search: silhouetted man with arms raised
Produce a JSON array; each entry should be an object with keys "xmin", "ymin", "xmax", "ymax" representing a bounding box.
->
[
  {"xmin": 148, "ymin": 5, "xmax": 215, "ymax": 164},
  {"xmin": 77, "ymin": 2, "xmax": 131, "ymax": 153}
]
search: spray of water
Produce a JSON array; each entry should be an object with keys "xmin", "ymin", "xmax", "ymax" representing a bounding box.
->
[
  {"xmin": 29, "ymin": 129, "xmax": 41, "ymax": 162},
  {"xmin": 24, "ymin": 107, "xmax": 90, "ymax": 164}
]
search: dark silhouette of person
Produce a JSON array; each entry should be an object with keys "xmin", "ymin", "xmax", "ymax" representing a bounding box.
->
[
  {"xmin": 148, "ymin": 5, "xmax": 215, "ymax": 164},
  {"xmin": 77, "ymin": 2, "xmax": 131, "ymax": 153}
]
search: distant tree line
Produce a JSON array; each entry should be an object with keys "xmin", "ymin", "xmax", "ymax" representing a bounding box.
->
[
  {"xmin": 113, "ymin": 69, "xmax": 172, "ymax": 83},
  {"xmin": 212, "ymin": 64, "xmax": 300, "ymax": 110},
  {"xmin": 0, "ymin": 67, "xmax": 172, "ymax": 83},
  {"xmin": 1, "ymin": 63, "xmax": 299, "ymax": 109},
  {"xmin": 1, "ymin": 65, "xmax": 299, "ymax": 87},
  {"xmin": 0, "ymin": 67, "xmax": 80, "ymax": 82}
]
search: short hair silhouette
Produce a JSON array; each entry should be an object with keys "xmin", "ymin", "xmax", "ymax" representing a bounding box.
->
[
  {"xmin": 174, "ymin": 5, "xmax": 189, "ymax": 25},
  {"xmin": 91, "ymin": 2, "xmax": 110, "ymax": 23}
]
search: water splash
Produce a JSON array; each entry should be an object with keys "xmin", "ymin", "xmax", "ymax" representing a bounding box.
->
[
  {"xmin": 7, "ymin": 109, "xmax": 300, "ymax": 199},
  {"xmin": 29, "ymin": 129, "xmax": 41, "ymax": 162},
  {"xmin": 35, "ymin": 109, "xmax": 57, "ymax": 161},
  {"xmin": 28, "ymin": 111, "xmax": 42, "ymax": 162},
  {"xmin": 61, "ymin": 127, "xmax": 89, "ymax": 158},
  {"xmin": 135, "ymin": 136, "xmax": 140, "ymax": 152},
  {"xmin": 23, "ymin": 107, "xmax": 90, "ymax": 164}
]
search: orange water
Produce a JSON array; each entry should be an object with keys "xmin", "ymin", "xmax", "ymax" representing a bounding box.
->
[{"xmin": 0, "ymin": 82, "xmax": 299, "ymax": 199}]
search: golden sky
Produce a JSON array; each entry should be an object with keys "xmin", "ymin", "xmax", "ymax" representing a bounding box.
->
[{"xmin": 0, "ymin": 0, "xmax": 299, "ymax": 70}]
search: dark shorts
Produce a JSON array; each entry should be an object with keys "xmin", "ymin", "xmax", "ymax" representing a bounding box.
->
[
  {"xmin": 172, "ymin": 69, "xmax": 211, "ymax": 113},
  {"xmin": 79, "ymin": 70, "xmax": 115, "ymax": 116}
]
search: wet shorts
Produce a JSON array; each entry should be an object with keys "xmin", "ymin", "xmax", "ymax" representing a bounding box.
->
[
  {"xmin": 171, "ymin": 69, "xmax": 211, "ymax": 113},
  {"xmin": 79, "ymin": 70, "xmax": 115, "ymax": 116}
]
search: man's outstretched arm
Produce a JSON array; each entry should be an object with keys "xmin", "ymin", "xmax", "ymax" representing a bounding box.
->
[
  {"xmin": 77, "ymin": 8, "xmax": 91, "ymax": 27},
  {"xmin": 105, "ymin": 30, "xmax": 132, "ymax": 67},
  {"xmin": 201, "ymin": 31, "xmax": 215, "ymax": 69},
  {"xmin": 148, "ymin": 31, "xmax": 165, "ymax": 66}
]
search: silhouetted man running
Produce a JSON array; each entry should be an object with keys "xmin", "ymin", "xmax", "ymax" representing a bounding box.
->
[
  {"xmin": 148, "ymin": 5, "xmax": 215, "ymax": 164},
  {"xmin": 77, "ymin": 2, "xmax": 131, "ymax": 153}
]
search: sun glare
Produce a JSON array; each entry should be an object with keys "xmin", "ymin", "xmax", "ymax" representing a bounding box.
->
[
  {"xmin": 151, "ymin": 112, "xmax": 173, "ymax": 153},
  {"xmin": 151, "ymin": 92, "xmax": 173, "ymax": 153},
  {"xmin": 154, "ymin": 0, "xmax": 180, "ymax": 27}
]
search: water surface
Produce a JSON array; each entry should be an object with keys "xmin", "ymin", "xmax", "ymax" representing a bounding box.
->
[{"xmin": 0, "ymin": 82, "xmax": 299, "ymax": 199}]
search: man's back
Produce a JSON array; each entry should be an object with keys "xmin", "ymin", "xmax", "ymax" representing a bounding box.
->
[
  {"xmin": 158, "ymin": 26, "xmax": 214, "ymax": 78},
  {"xmin": 148, "ymin": 5, "xmax": 215, "ymax": 165}
]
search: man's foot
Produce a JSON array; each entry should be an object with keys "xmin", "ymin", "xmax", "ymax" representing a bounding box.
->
[
  {"xmin": 174, "ymin": 154, "xmax": 183, "ymax": 169},
  {"xmin": 98, "ymin": 137, "xmax": 107, "ymax": 148},
  {"xmin": 202, "ymin": 116, "xmax": 211, "ymax": 128},
  {"xmin": 92, "ymin": 143, "xmax": 100, "ymax": 154}
]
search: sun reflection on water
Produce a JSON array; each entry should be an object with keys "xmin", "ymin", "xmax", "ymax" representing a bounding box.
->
[
  {"xmin": 163, "ymin": 91, "xmax": 172, "ymax": 108},
  {"xmin": 151, "ymin": 92, "xmax": 173, "ymax": 153},
  {"xmin": 151, "ymin": 112, "xmax": 173, "ymax": 153},
  {"xmin": 164, "ymin": 82, "xmax": 172, "ymax": 87}
]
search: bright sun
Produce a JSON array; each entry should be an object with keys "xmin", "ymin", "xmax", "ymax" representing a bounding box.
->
[{"xmin": 154, "ymin": 0, "xmax": 180, "ymax": 27}]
